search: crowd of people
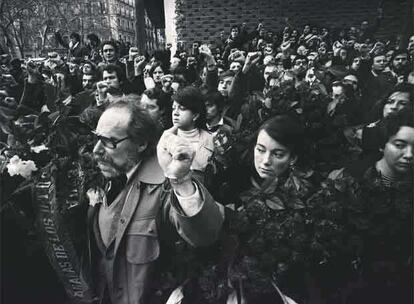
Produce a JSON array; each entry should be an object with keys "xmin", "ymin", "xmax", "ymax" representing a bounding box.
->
[{"xmin": 1, "ymin": 12, "xmax": 413, "ymax": 304}]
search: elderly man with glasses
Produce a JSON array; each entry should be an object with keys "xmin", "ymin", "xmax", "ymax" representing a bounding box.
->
[{"xmin": 85, "ymin": 96, "xmax": 224, "ymax": 304}]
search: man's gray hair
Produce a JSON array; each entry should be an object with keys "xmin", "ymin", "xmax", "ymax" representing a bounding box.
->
[{"xmin": 106, "ymin": 95, "xmax": 161, "ymax": 157}]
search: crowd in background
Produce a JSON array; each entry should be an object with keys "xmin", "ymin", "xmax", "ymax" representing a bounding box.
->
[{"xmin": 1, "ymin": 10, "xmax": 414, "ymax": 304}]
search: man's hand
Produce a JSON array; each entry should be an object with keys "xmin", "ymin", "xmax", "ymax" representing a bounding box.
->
[
  {"xmin": 96, "ymin": 81, "xmax": 108, "ymax": 104},
  {"xmin": 199, "ymin": 44, "xmax": 212, "ymax": 57},
  {"xmin": 243, "ymin": 52, "xmax": 261, "ymax": 73},
  {"xmin": 161, "ymin": 74, "xmax": 173, "ymax": 92},
  {"xmin": 157, "ymin": 127, "xmax": 195, "ymax": 180},
  {"xmin": 128, "ymin": 47, "xmax": 139, "ymax": 61},
  {"xmin": 134, "ymin": 55, "xmax": 146, "ymax": 75}
]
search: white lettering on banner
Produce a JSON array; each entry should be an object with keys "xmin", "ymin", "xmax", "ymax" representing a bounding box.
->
[{"xmin": 35, "ymin": 174, "xmax": 87, "ymax": 300}]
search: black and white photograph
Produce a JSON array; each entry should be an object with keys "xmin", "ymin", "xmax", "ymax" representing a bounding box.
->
[{"xmin": 0, "ymin": 0, "xmax": 413, "ymax": 303}]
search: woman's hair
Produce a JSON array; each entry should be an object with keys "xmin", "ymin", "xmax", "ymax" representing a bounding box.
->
[
  {"xmin": 172, "ymin": 86, "xmax": 206, "ymax": 129},
  {"xmin": 149, "ymin": 61, "xmax": 165, "ymax": 78},
  {"xmin": 143, "ymin": 87, "xmax": 170, "ymax": 112},
  {"xmin": 100, "ymin": 40, "xmax": 118, "ymax": 53},
  {"xmin": 86, "ymin": 33, "xmax": 100, "ymax": 47},
  {"xmin": 378, "ymin": 109, "xmax": 414, "ymax": 148},
  {"xmin": 204, "ymin": 91, "xmax": 225, "ymax": 110},
  {"xmin": 258, "ymin": 114, "xmax": 305, "ymax": 158},
  {"xmin": 369, "ymin": 83, "xmax": 413, "ymax": 122}
]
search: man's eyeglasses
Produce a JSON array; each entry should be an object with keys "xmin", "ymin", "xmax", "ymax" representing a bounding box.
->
[{"xmin": 92, "ymin": 131, "xmax": 129, "ymax": 149}]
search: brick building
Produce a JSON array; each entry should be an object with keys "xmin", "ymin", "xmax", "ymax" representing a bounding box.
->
[{"xmin": 164, "ymin": 0, "xmax": 412, "ymax": 53}]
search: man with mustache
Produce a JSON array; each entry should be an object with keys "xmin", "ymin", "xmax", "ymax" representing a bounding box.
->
[{"xmin": 85, "ymin": 97, "xmax": 224, "ymax": 304}]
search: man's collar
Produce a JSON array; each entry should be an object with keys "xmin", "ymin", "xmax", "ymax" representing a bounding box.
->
[
  {"xmin": 371, "ymin": 70, "xmax": 380, "ymax": 77},
  {"xmin": 207, "ymin": 117, "xmax": 224, "ymax": 130},
  {"xmin": 128, "ymin": 155, "xmax": 166, "ymax": 184}
]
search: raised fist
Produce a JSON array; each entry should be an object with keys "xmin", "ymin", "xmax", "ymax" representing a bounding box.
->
[{"xmin": 157, "ymin": 126, "xmax": 195, "ymax": 180}]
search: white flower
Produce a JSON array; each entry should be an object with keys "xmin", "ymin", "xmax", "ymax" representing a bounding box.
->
[
  {"xmin": 6, "ymin": 155, "xmax": 38, "ymax": 179},
  {"xmin": 30, "ymin": 144, "xmax": 48, "ymax": 153},
  {"xmin": 86, "ymin": 187, "xmax": 106, "ymax": 207},
  {"xmin": 166, "ymin": 285, "xmax": 184, "ymax": 304}
]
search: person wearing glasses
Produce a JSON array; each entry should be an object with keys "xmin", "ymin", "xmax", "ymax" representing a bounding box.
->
[{"xmin": 85, "ymin": 97, "xmax": 224, "ymax": 304}]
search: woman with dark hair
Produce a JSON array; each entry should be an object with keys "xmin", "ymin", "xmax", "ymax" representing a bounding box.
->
[
  {"xmin": 157, "ymin": 86, "xmax": 214, "ymax": 179},
  {"xmin": 223, "ymin": 114, "xmax": 317, "ymax": 303},
  {"xmin": 323, "ymin": 109, "xmax": 413, "ymax": 304}
]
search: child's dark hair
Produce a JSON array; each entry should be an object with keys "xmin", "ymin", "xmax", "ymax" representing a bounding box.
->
[{"xmin": 172, "ymin": 86, "xmax": 206, "ymax": 129}]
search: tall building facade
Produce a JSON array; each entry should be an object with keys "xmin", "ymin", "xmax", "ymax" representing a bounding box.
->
[{"xmin": 19, "ymin": 0, "xmax": 164, "ymax": 57}]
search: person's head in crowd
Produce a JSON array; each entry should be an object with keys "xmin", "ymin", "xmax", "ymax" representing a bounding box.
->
[
  {"xmin": 346, "ymin": 38, "xmax": 356, "ymax": 49},
  {"xmin": 303, "ymin": 24, "xmax": 311, "ymax": 35},
  {"xmin": 258, "ymin": 27, "xmax": 266, "ymax": 39},
  {"xmin": 230, "ymin": 25, "xmax": 240, "ymax": 40},
  {"xmin": 170, "ymin": 57, "xmax": 181, "ymax": 73},
  {"xmin": 217, "ymin": 64, "xmax": 225, "ymax": 78},
  {"xmin": 86, "ymin": 33, "xmax": 100, "ymax": 48},
  {"xmin": 292, "ymin": 55, "xmax": 308, "ymax": 78},
  {"xmin": 305, "ymin": 67, "xmax": 318, "ymax": 85},
  {"xmin": 82, "ymin": 60, "xmax": 96, "ymax": 75},
  {"xmin": 407, "ymin": 35, "xmax": 414, "ymax": 56},
  {"xmin": 342, "ymin": 74, "xmax": 359, "ymax": 92},
  {"xmin": 140, "ymin": 87, "xmax": 169, "ymax": 123},
  {"xmin": 69, "ymin": 32, "xmax": 81, "ymax": 48},
  {"xmin": 291, "ymin": 29, "xmax": 299, "ymax": 39},
  {"xmin": 266, "ymin": 31, "xmax": 274, "ymax": 42},
  {"xmin": 263, "ymin": 64, "xmax": 278, "ymax": 83},
  {"xmin": 218, "ymin": 70, "xmax": 235, "ymax": 97},
  {"xmin": 102, "ymin": 64, "xmax": 123, "ymax": 90},
  {"xmin": 408, "ymin": 72, "xmax": 414, "ymax": 85},
  {"xmin": 93, "ymin": 97, "xmax": 159, "ymax": 178},
  {"xmin": 339, "ymin": 47, "xmax": 348, "ymax": 63},
  {"xmin": 350, "ymin": 56, "xmax": 361, "ymax": 71},
  {"xmin": 149, "ymin": 61, "xmax": 165, "ymax": 84},
  {"xmin": 381, "ymin": 84, "xmax": 413, "ymax": 118},
  {"xmin": 307, "ymin": 52, "xmax": 318, "ymax": 68},
  {"xmin": 376, "ymin": 109, "xmax": 414, "ymax": 179},
  {"xmin": 229, "ymin": 60, "xmax": 243, "ymax": 73},
  {"xmin": 267, "ymin": 71, "xmax": 281, "ymax": 89},
  {"xmin": 82, "ymin": 73, "xmax": 96, "ymax": 91},
  {"xmin": 297, "ymin": 45, "xmax": 308, "ymax": 56},
  {"xmin": 204, "ymin": 91, "xmax": 225, "ymax": 125},
  {"xmin": 101, "ymin": 41, "xmax": 118, "ymax": 63},
  {"xmin": 264, "ymin": 43, "xmax": 275, "ymax": 56},
  {"xmin": 331, "ymin": 81, "xmax": 348, "ymax": 104},
  {"xmin": 311, "ymin": 26, "xmax": 318, "ymax": 35},
  {"xmin": 318, "ymin": 41, "xmax": 328, "ymax": 57},
  {"xmin": 171, "ymin": 86, "xmax": 206, "ymax": 131},
  {"xmin": 254, "ymin": 115, "xmax": 304, "ymax": 180},
  {"xmin": 385, "ymin": 49, "xmax": 395, "ymax": 66},
  {"xmin": 360, "ymin": 20, "xmax": 369, "ymax": 31},
  {"xmin": 348, "ymin": 26, "xmax": 357, "ymax": 37},
  {"xmin": 390, "ymin": 50, "xmax": 409, "ymax": 75},
  {"xmin": 171, "ymin": 74, "xmax": 187, "ymax": 93},
  {"xmin": 358, "ymin": 43, "xmax": 370, "ymax": 57},
  {"xmin": 371, "ymin": 52, "xmax": 387, "ymax": 74}
]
